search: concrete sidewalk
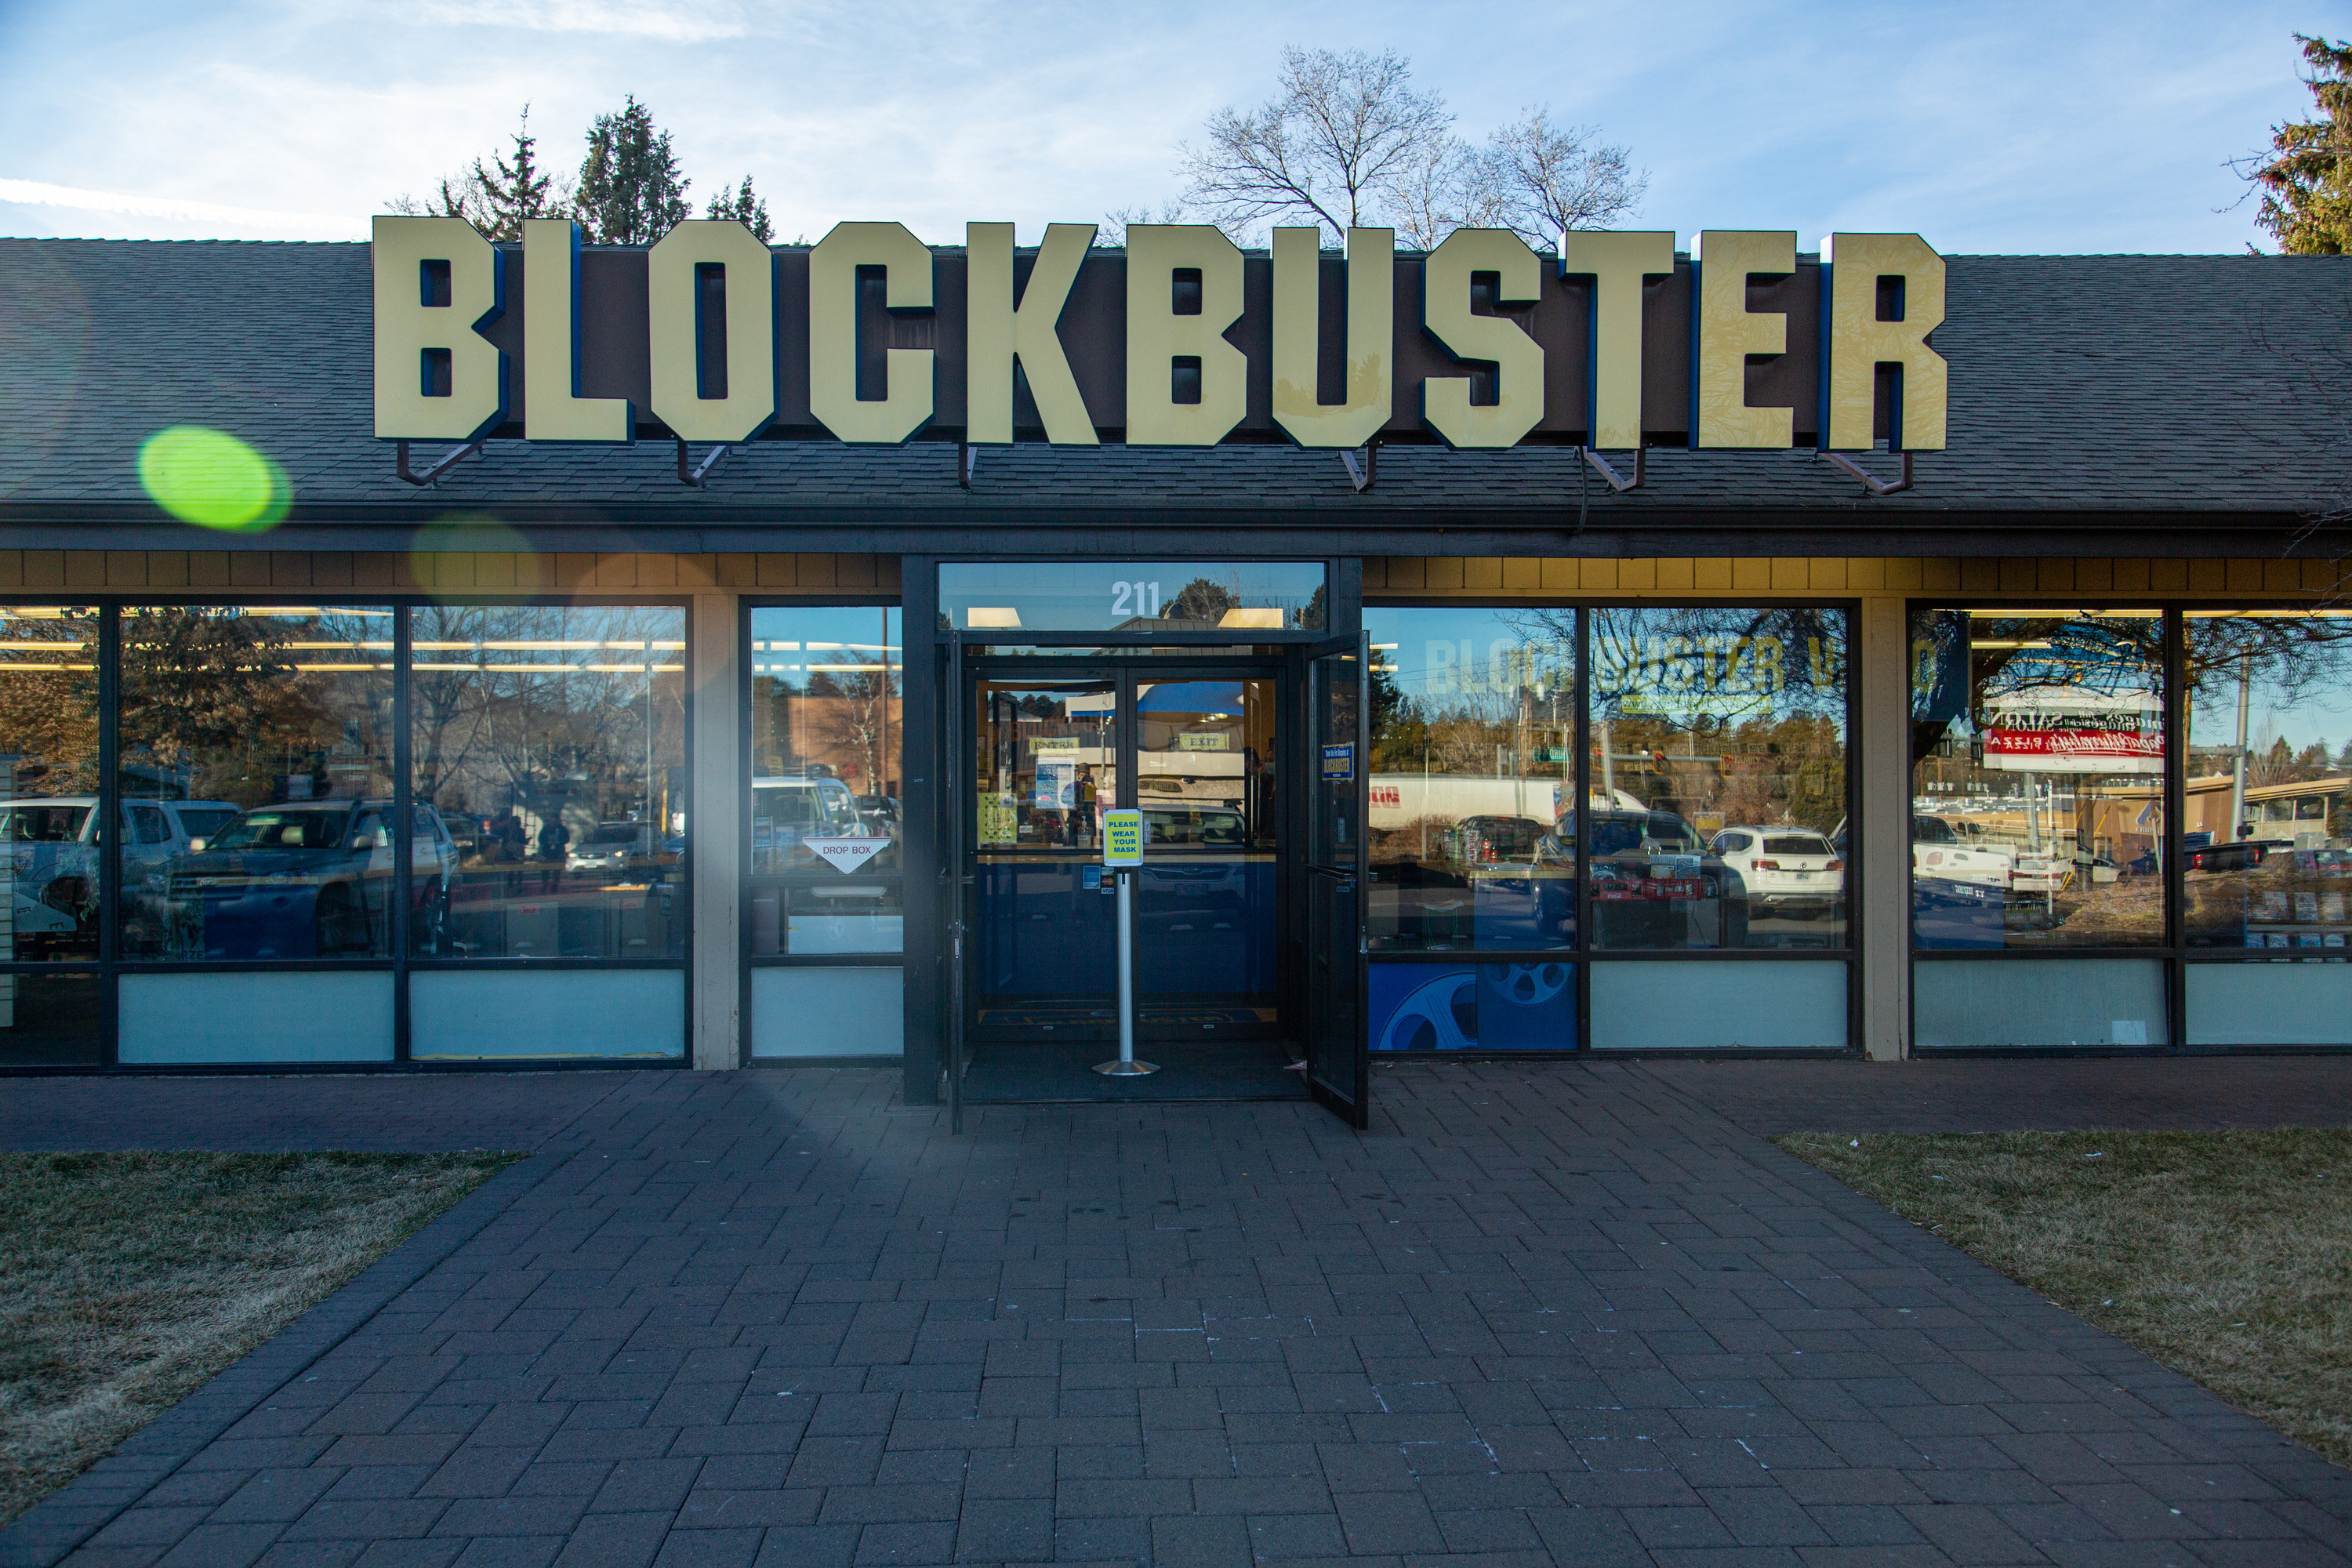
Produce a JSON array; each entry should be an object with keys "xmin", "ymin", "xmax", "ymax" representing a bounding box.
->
[{"xmin": 3, "ymin": 1059, "xmax": 2349, "ymax": 1568}]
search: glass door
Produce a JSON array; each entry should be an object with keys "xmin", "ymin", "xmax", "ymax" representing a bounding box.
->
[
  {"xmin": 1301, "ymin": 635, "xmax": 1371, "ymax": 1126},
  {"xmin": 1134, "ymin": 674, "xmax": 1282, "ymax": 1040},
  {"xmin": 968, "ymin": 674, "xmax": 1121, "ymax": 1037},
  {"xmin": 956, "ymin": 655, "xmax": 1307, "ymax": 1103}
]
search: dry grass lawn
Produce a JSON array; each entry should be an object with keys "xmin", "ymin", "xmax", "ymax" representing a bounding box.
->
[
  {"xmin": 0, "ymin": 1151, "xmax": 521, "ymax": 1526},
  {"xmin": 1779, "ymin": 1129, "xmax": 2352, "ymax": 1468}
]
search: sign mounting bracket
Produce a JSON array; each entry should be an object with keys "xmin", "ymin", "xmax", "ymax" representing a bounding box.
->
[
  {"xmin": 1582, "ymin": 445, "xmax": 1646, "ymax": 492},
  {"xmin": 394, "ymin": 439, "xmax": 485, "ymax": 488},
  {"xmin": 676, "ymin": 441, "xmax": 731, "ymax": 488},
  {"xmin": 1820, "ymin": 449, "xmax": 1915, "ymax": 496}
]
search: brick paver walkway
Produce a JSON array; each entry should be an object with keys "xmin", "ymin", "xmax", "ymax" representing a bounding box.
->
[
  {"xmin": 5, "ymin": 1061, "xmax": 2350, "ymax": 1568},
  {"xmin": 0, "ymin": 1072, "xmax": 639, "ymax": 1153}
]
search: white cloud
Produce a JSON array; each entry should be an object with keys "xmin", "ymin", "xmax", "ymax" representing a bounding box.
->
[
  {"xmin": 0, "ymin": 179, "xmax": 368, "ymax": 238},
  {"xmin": 396, "ymin": 0, "xmax": 755, "ymax": 42}
]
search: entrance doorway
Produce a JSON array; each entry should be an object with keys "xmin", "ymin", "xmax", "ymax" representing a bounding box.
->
[
  {"xmin": 956, "ymin": 657, "xmax": 1299, "ymax": 1101},
  {"xmin": 941, "ymin": 635, "xmax": 1370, "ymax": 1123}
]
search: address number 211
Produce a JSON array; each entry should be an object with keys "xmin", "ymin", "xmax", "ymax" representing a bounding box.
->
[{"xmin": 1109, "ymin": 580, "xmax": 1162, "ymax": 618}]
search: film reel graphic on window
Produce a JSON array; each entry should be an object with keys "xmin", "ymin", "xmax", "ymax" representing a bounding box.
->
[{"xmin": 1375, "ymin": 963, "xmax": 1573, "ymax": 1051}]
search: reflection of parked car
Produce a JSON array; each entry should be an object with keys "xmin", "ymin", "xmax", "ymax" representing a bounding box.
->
[
  {"xmin": 1711, "ymin": 826, "xmax": 1842, "ymax": 918},
  {"xmin": 1909, "ymin": 813, "xmax": 2016, "ymax": 891},
  {"xmin": 568, "ymin": 821, "xmax": 653, "ymax": 873},
  {"xmin": 0, "ymin": 796, "xmax": 241, "ymax": 953},
  {"xmin": 1143, "ymin": 806, "xmax": 1247, "ymax": 848},
  {"xmin": 161, "ymin": 800, "xmax": 459, "ymax": 959},
  {"xmin": 1555, "ymin": 808, "xmax": 1751, "ymax": 945},
  {"xmin": 2185, "ymin": 838, "xmax": 2296, "ymax": 874},
  {"xmin": 753, "ymin": 775, "xmax": 877, "ymax": 871}
]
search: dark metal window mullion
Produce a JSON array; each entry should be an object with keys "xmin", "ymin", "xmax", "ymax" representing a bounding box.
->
[
  {"xmin": 2163, "ymin": 607, "xmax": 2187, "ymax": 1051},
  {"xmin": 98, "ymin": 604, "xmax": 121, "ymax": 1069},
  {"xmin": 1846, "ymin": 602, "xmax": 1864, "ymax": 1055},
  {"xmin": 1573, "ymin": 606, "xmax": 1592, "ymax": 1053},
  {"xmin": 392, "ymin": 604, "xmax": 412, "ymax": 1062}
]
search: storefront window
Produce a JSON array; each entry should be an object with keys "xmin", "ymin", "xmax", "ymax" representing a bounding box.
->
[
  {"xmin": 749, "ymin": 608, "xmax": 902, "ymax": 955},
  {"xmin": 2181, "ymin": 609, "xmax": 2352, "ymax": 1044},
  {"xmin": 410, "ymin": 604, "xmax": 684, "ymax": 960},
  {"xmin": 119, "ymin": 606, "xmax": 395, "ymax": 962},
  {"xmin": 0, "ymin": 608, "xmax": 100, "ymax": 966},
  {"xmin": 1363, "ymin": 608, "xmax": 1574, "ymax": 952},
  {"xmin": 1589, "ymin": 607, "xmax": 1849, "ymax": 950},
  {"xmin": 1909, "ymin": 609, "xmax": 2165, "ymax": 949}
]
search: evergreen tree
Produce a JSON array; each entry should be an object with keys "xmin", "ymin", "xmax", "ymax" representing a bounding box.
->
[
  {"xmin": 706, "ymin": 175, "xmax": 774, "ymax": 241},
  {"xmin": 2249, "ymin": 34, "xmax": 2352, "ymax": 254},
  {"xmin": 387, "ymin": 105, "xmax": 564, "ymax": 239},
  {"xmin": 574, "ymin": 97, "xmax": 691, "ymax": 245},
  {"xmin": 476, "ymin": 107, "xmax": 559, "ymax": 241}
]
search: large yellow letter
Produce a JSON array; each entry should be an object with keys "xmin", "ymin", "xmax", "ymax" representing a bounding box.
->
[
  {"xmin": 966, "ymin": 222, "xmax": 1097, "ymax": 445},
  {"xmin": 1420, "ymin": 229, "xmax": 1544, "ymax": 449},
  {"xmin": 1693, "ymin": 230, "xmax": 1795, "ymax": 448},
  {"xmin": 1125, "ymin": 225, "xmax": 1247, "ymax": 446},
  {"xmin": 1559, "ymin": 231, "xmax": 1674, "ymax": 451},
  {"xmin": 809, "ymin": 221, "xmax": 935, "ymax": 445},
  {"xmin": 372, "ymin": 216, "xmax": 505, "ymax": 441},
  {"xmin": 648, "ymin": 220, "xmax": 776, "ymax": 444},
  {"xmin": 1820, "ymin": 233, "xmax": 1947, "ymax": 451},
  {"xmin": 523, "ymin": 218, "xmax": 631, "ymax": 442},
  {"xmin": 1271, "ymin": 227, "xmax": 1392, "ymax": 450}
]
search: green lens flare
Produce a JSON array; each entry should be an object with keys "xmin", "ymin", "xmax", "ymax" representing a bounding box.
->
[{"xmin": 136, "ymin": 426, "xmax": 290, "ymax": 532}]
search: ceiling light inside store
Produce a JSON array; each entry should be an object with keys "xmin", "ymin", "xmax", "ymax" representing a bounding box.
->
[
  {"xmin": 968, "ymin": 608, "xmax": 1022, "ymax": 628},
  {"xmin": 1217, "ymin": 608, "xmax": 1285, "ymax": 628}
]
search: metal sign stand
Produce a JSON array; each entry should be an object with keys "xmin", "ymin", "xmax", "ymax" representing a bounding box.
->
[{"xmin": 1095, "ymin": 808, "xmax": 1156, "ymax": 1077}]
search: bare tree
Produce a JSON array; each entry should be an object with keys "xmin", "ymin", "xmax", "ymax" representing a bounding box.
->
[
  {"xmin": 1099, "ymin": 201, "xmax": 1189, "ymax": 248},
  {"xmin": 1479, "ymin": 107, "xmax": 1646, "ymax": 249},
  {"xmin": 1181, "ymin": 47, "xmax": 1452, "ymax": 241},
  {"xmin": 1385, "ymin": 138, "xmax": 1506, "ymax": 250}
]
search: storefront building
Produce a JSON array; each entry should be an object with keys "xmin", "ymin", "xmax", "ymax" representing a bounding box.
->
[{"xmin": 1, "ymin": 225, "xmax": 2346, "ymax": 1121}]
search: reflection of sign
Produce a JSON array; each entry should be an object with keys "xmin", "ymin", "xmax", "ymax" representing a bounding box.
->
[
  {"xmin": 1102, "ymin": 808, "xmax": 1143, "ymax": 866},
  {"xmin": 1984, "ymin": 686, "xmax": 2161, "ymax": 775},
  {"xmin": 1321, "ymin": 744, "xmax": 1354, "ymax": 781},
  {"xmin": 1371, "ymin": 784, "xmax": 1401, "ymax": 808},
  {"xmin": 1177, "ymin": 732, "xmax": 1229, "ymax": 752},
  {"xmin": 805, "ymin": 837, "xmax": 885, "ymax": 874}
]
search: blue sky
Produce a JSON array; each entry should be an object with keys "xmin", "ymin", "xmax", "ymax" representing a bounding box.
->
[{"xmin": 0, "ymin": 0, "xmax": 2327, "ymax": 252}]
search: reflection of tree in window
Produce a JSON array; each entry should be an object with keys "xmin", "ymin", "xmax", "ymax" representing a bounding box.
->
[
  {"xmin": 1167, "ymin": 577, "xmax": 1239, "ymax": 626},
  {"xmin": 0, "ymin": 611, "xmax": 99, "ymax": 799},
  {"xmin": 412, "ymin": 605, "xmax": 681, "ymax": 833},
  {"xmin": 1583, "ymin": 608, "xmax": 1848, "ymax": 837},
  {"xmin": 120, "ymin": 608, "xmax": 389, "ymax": 805}
]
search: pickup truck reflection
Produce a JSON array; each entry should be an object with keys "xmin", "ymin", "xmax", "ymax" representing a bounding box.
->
[{"xmin": 156, "ymin": 800, "xmax": 458, "ymax": 959}]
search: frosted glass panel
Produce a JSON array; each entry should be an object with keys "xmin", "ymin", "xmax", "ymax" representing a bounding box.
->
[
  {"xmin": 410, "ymin": 969, "xmax": 683, "ymax": 1059},
  {"xmin": 120, "ymin": 971, "xmax": 394, "ymax": 1063},
  {"xmin": 1591, "ymin": 961, "xmax": 1846, "ymax": 1050},
  {"xmin": 752, "ymin": 967, "xmax": 903, "ymax": 1058},
  {"xmin": 2187, "ymin": 963, "xmax": 2352, "ymax": 1046},
  {"xmin": 1914, "ymin": 957, "xmax": 2167, "ymax": 1047}
]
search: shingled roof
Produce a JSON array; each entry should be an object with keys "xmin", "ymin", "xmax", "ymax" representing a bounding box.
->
[{"xmin": 2, "ymin": 239, "xmax": 2347, "ymax": 555}]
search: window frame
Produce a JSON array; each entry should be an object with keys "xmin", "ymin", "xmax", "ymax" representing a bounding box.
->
[
  {"xmin": 0, "ymin": 592, "xmax": 695, "ymax": 1075},
  {"xmin": 1906, "ymin": 598, "xmax": 2352, "ymax": 1055},
  {"xmin": 1363, "ymin": 596, "xmax": 1863, "ymax": 1058},
  {"xmin": 738, "ymin": 597, "xmax": 906, "ymax": 1069}
]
